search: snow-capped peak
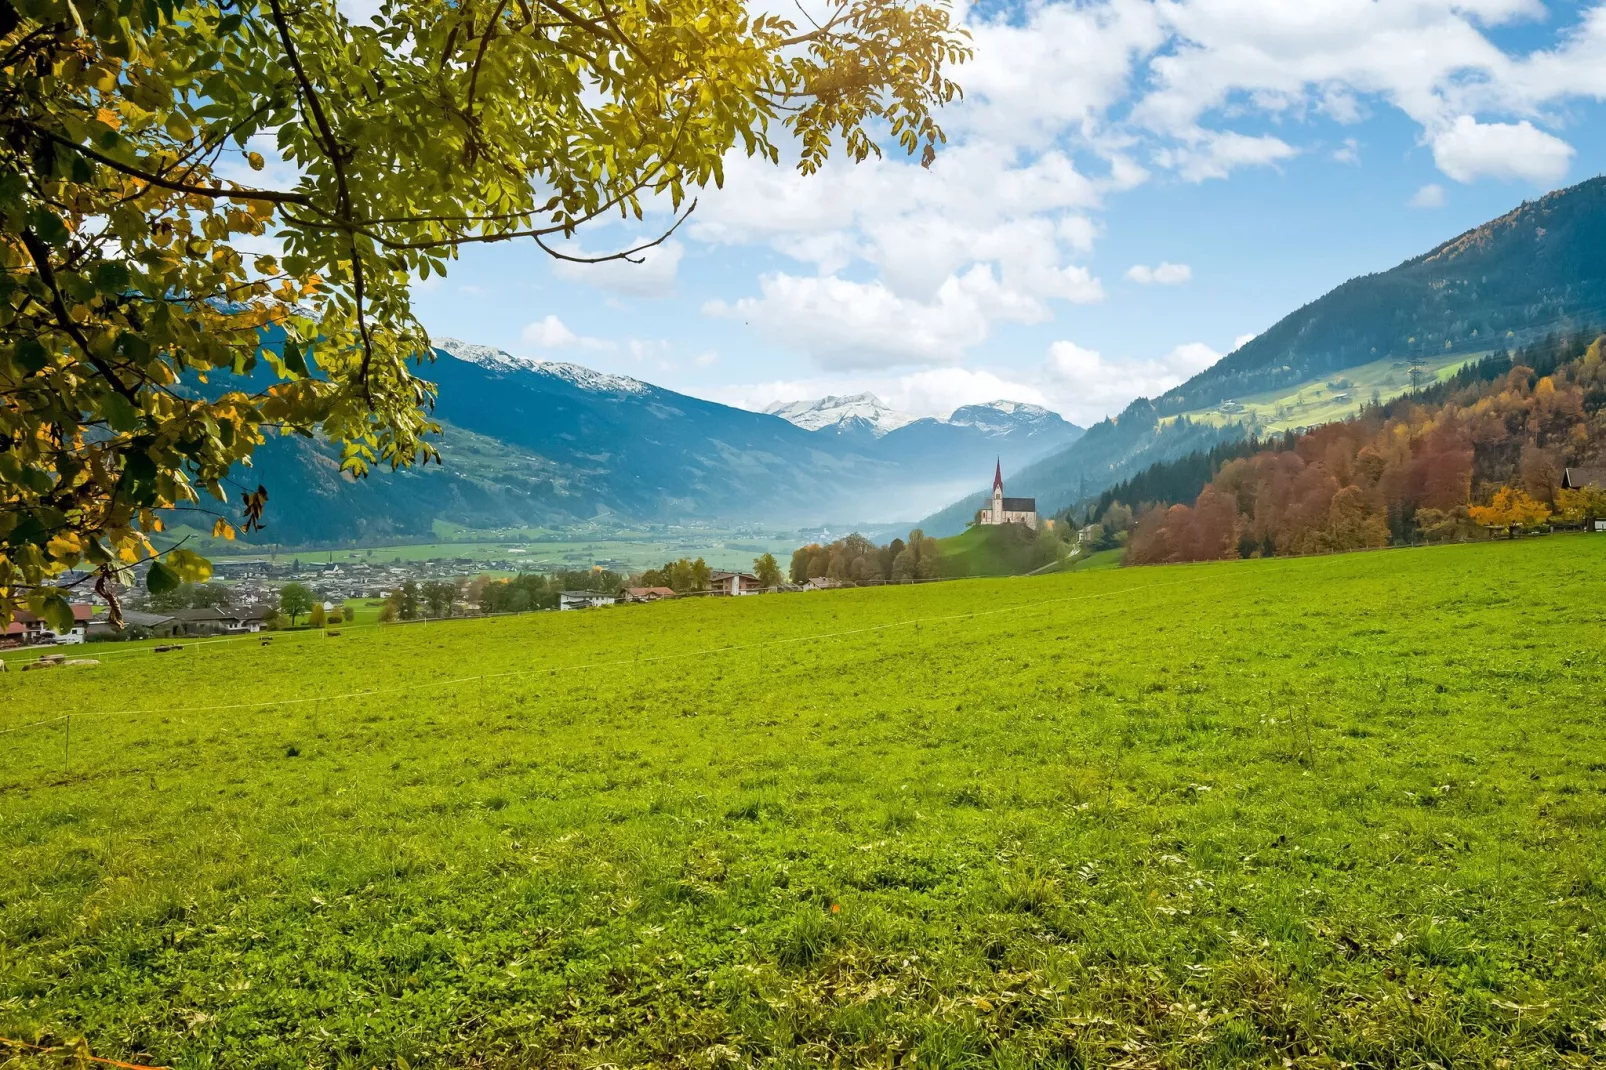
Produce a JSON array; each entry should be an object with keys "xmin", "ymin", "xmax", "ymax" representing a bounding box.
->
[
  {"xmin": 436, "ymin": 337, "xmax": 649, "ymax": 395},
  {"xmin": 764, "ymin": 393, "xmax": 917, "ymax": 436},
  {"xmin": 946, "ymin": 399, "xmax": 1057, "ymax": 431}
]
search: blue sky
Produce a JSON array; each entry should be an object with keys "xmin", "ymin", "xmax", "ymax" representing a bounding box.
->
[{"xmin": 405, "ymin": 0, "xmax": 1606, "ymax": 427}]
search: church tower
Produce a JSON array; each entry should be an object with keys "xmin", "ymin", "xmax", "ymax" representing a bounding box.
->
[{"xmin": 991, "ymin": 458, "xmax": 1005, "ymax": 524}]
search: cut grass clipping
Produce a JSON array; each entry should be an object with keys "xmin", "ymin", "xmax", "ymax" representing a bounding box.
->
[{"xmin": 2, "ymin": 537, "xmax": 1605, "ymax": 1068}]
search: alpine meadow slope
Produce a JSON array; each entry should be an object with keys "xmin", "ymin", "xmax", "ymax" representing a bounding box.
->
[
  {"xmin": 3, "ymin": 537, "xmax": 1603, "ymax": 1067},
  {"xmin": 922, "ymin": 176, "xmax": 1606, "ymax": 535}
]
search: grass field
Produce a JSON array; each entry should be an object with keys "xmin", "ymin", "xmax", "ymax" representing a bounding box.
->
[
  {"xmin": 1174, "ymin": 351, "xmax": 1479, "ymax": 433},
  {"xmin": 3, "ymin": 538, "xmax": 1605, "ymax": 1068}
]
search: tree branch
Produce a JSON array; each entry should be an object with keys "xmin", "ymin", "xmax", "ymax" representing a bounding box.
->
[
  {"xmin": 22, "ymin": 125, "xmax": 317, "ymax": 207},
  {"xmin": 18, "ymin": 228, "xmax": 141, "ymax": 405}
]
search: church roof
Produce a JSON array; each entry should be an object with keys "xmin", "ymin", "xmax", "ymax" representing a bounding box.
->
[{"xmin": 1001, "ymin": 497, "xmax": 1036, "ymax": 512}]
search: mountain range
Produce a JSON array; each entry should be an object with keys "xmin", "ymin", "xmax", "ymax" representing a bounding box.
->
[
  {"xmin": 227, "ymin": 343, "xmax": 1080, "ymax": 545},
  {"xmin": 225, "ymin": 175, "xmax": 1606, "ymax": 547}
]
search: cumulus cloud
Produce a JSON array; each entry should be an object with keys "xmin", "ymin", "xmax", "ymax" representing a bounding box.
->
[
  {"xmin": 1153, "ymin": 130, "xmax": 1299, "ymax": 183},
  {"xmin": 1043, "ymin": 340, "xmax": 1221, "ymax": 419},
  {"xmin": 520, "ymin": 315, "xmax": 611, "ymax": 351},
  {"xmin": 1429, "ymin": 116, "xmax": 1575, "ymax": 184},
  {"xmin": 1410, "ymin": 183, "xmax": 1448, "ymax": 208},
  {"xmin": 560, "ymin": 0, "xmax": 1606, "ymax": 376},
  {"xmin": 1127, "ymin": 262, "xmax": 1193, "ymax": 285},
  {"xmin": 705, "ymin": 266, "xmax": 1066, "ymax": 370}
]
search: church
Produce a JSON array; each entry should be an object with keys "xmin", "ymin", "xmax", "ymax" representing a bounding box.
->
[{"xmin": 975, "ymin": 460, "xmax": 1039, "ymax": 530}]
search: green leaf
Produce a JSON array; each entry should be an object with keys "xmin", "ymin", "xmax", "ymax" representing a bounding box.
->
[
  {"xmin": 16, "ymin": 338, "xmax": 48, "ymax": 373},
  {"xmin": 283, "ymin": 340, "xmax": 309, "ymax": 377},
  {"xmin": 102, "ymin": 391, "xmax": 139, "ymax": 432},
  {"xmin": 146, "ymin": 560, "xmax": 181, "ymax": 594},
  {"xmin": 38, "ymin": 593, "xmax": 76, "ymax": 634}
]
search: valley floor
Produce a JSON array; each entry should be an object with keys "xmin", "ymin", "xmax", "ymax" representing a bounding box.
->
[{"xmin": 2, "ymin": 538, "xmax": 1604, "ymax": 1068}]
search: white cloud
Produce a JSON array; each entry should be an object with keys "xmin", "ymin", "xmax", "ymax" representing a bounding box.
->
[
  {"xmin": 694, "ymin": 351, "xmax": 719, "ymax": 368},
  {"xmin": 1429, "ymin": 115, "xmax": 1575, "ymax": 184},
  {"xmin": 1333, "ymin": 138, "xmax": 1361, "ymax": 165},
  {"xmin": 1042, "ymin": 339, "xmax": 1221, "ymax": 420},
  {"xmin": 1153, "ymin": 130, "xmax": 1299, "ymax": 183},
  {"xmin": 520, "ymin": 315, "xmax": 611, "ymax": 351},
  {"xmin": 1410, "ymin": 183, "xmax": 1448, "ymax": 208},
  {"xmin": 1234, "ymin": 332, "xmax": 1259, "ymax": 351},
  {"xmin": 552, "ymin": 241, "xmax": 683, "ymax": 297},
  {"xmin": 705, "ymin": 263, "xmax": 1101, "ymax": 371},
  {"xmin": 1127, "ymin": 262, "xmax": 1193, "ymax": 285}
]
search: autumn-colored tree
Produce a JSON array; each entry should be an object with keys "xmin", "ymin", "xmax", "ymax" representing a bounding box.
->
[
  {"xmin": 307, "ymin": 603, "xmax": 326, "ymax": 628},
  {"xmin": 753, "ymin": 553, "xmax": 782, "ymax": 591},
  {"xmin": 1119, "ymin": 335, "xmax": 1605, "ymax": 565},
  {"xmin": 0, "ymin": 0, "xmax": 969, "ymax": 627},
  {"xmin": 1468, "ymin": 486, "xmax": 1552, "ymax": 531},
  {"xmin": 1556, "ymin": 486, "xmax": 1606, "ymax": 523}
]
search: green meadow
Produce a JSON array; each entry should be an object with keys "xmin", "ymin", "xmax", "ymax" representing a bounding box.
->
[{"xmin": 2, "ymin": 538, "xmax": 1605, "ymax": 1068}]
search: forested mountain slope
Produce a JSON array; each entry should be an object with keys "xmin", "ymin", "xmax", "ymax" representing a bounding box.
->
[
  {"xmin": 1157, "ymin": 176, "xmax": 1606, "ymax": 415},
  {"xmin": 922, "ymin": 177, "xmax": 1606, "ymax": 535}
]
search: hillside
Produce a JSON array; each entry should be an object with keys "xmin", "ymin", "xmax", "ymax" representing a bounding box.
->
[
  {"xmin": 922, "ymin": 177, "xmax": 1606, "ymax": 534},
  {"xmin": 1158, "ymin": 176, "xmax": 1606, "ymax": 415},
  {"xmin": 5, "ymin": 539, "xmax": 1604, "ymax": 1067}
]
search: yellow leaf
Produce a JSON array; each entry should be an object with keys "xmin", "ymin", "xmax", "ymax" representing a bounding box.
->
[{"xmin": 47, "ymin": 532, "xmax": 84, "ymax": 559}]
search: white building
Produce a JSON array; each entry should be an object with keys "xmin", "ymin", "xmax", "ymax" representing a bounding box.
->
[
  {"xmin": 975, "ymin": 460, "xmax": 1039, "ymax": 530},
  {"xmin": 560, "ymin": 591, "xmax": 617, "ymax": 611}
]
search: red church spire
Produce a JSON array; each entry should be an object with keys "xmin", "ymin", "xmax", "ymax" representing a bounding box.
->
[{"xmin": 993, "ymin": 458, "xmax": 1004, "ymax": 494}]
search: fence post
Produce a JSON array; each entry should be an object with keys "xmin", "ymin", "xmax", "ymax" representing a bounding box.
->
[{"xmin": 63, "ymin": 713, "xmax": 70, "ymax": 771}]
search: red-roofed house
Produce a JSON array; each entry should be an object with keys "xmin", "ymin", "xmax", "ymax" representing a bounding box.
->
[{"xmin": 2, "ymin": 604, "xmax": 94, "ymax": 648}]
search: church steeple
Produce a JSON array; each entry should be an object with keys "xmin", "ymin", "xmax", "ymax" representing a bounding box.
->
[{"xmin": 993, "ymin": 458, "xmax": 1004, "ymax": 495}]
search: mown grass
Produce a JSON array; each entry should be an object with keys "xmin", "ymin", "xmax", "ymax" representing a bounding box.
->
[{"xmin": 2, "ymin": 538, "xmax": 1604, "ymax": 1069}]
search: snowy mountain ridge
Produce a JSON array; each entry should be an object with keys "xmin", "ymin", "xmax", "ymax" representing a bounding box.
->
[
  {"xmin": 436, "ymin": 337, "xmax": 650, "ymax": 396},
  {"xmin": 763, "ymin": 393, "xmax": 919, "ymax": 436}
]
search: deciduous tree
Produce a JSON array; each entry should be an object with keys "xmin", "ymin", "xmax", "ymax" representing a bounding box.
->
[
  {"xmin": 0, "ymin": 0, "xmax": 969, "ymax": 626},
  {"xmin": 277, "ymin": 580, "xmax": 312, "ymax": 624}
]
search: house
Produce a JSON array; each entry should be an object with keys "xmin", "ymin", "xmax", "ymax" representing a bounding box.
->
[
  {"xmin": 623, "ymin": 587, "xmax": 677, "ymax": 603},
  {"xmin": 560, "ymin": 591, "xmax": 617, "ymax": 611},
  {"xmin": 1562, "ymin": 467, "xmax": 1606, "ymax": 490},
  {"xmin": 805, "ymin": 576, "xmax": 847, "ymax": 591},
  {"xmin": 709, "ymin": 570, "xmax": 764, "ymax": 596},
  {"xmin": 2, "ymin": 604, "xmax": 94, "ymax": 647},
  {"xmin": 171, "ymin": 607, "xmax": 271, "ymax": 635},
  {"xmin": 87, "ymin": 610, "xmax": 182, "ymax": 640},
  {"xmin": 975, "ymin": 460, "xmax": 1039, "ymax": 530}
]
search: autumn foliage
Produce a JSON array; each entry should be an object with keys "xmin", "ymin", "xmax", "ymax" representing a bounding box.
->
[{"xmin": 1125, "ymin": 337, "xmax": 1606, "ymax": 565}]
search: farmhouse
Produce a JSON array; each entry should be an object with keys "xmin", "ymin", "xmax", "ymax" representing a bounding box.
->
[
  {"xmin": 560, "ymin": 591, "xmax": 618, "ymax": 611},
  {"xmin": 86, "ymin": 610, "xmax": 183, "ymax": 641},
  {"xmin": 623, "ymin": 587, "xmax": 677, "ymax": 603},
  {"xmin": 1562, "ymin": 467, "xmax": 1606, "ymax": 490},
  {"xmin": 171, "ymin": 607, "xmax": 274, "ymax": 636},
  {"xmin": 1, "ymin": 604, "xmax": 93, "ymax": 648},
  {"xmin": 975, "ymin": 460, "xmax": 1039, "ymax": 531},
  {"xmin": 709, "ymin": 570, "xmax": 763, "ymax": 596}
]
